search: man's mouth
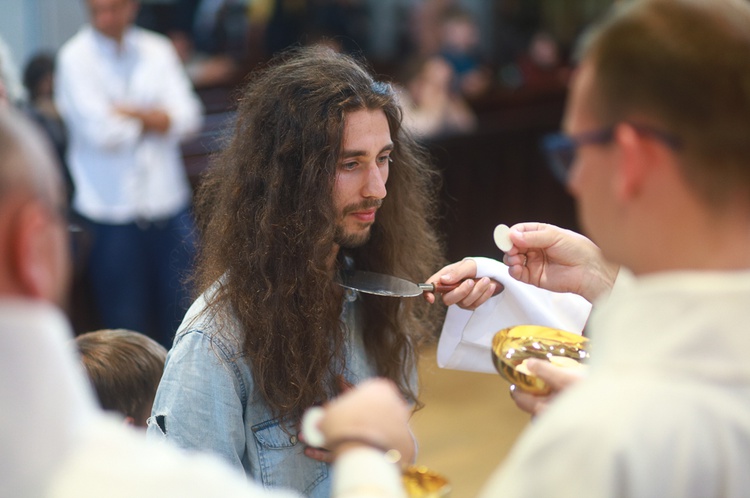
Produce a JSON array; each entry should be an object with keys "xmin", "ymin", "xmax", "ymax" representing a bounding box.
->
[
  {"xmin": 349, "ymin": 208, "xmax": 377, "ymax": 222},
  {"xmin": 344, "ymin": 200, "xmax": 383, "ymax": 223}
]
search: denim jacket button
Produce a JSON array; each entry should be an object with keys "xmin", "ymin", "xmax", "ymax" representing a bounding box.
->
[{"xmin": 290, "ymin": 435, "xmax": 298, "ymax": 445}]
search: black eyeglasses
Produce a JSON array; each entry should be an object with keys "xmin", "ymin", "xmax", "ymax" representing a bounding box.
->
[{"xmin": 541, "ymin": 123, "xmax": 682, "ymax": 184}]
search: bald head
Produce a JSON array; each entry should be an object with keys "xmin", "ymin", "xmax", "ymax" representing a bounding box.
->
[
  {"xmin": 0, "ymin": 108, "xmax": 70, "ymax": 304},
  {"xmin": 0, "ymin": 107, "xmax": 63, "ymax": 204}
]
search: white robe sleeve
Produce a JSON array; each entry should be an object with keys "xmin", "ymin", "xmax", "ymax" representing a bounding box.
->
[{"xmin": 332, "ymin": 448, "xmax": 407, "ymax": 498}]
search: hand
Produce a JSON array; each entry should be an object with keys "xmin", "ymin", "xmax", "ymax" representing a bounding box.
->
[
  {"xmin": 300, "ymin": 432, "xmax": 334, "ymax": 463},
  {"xmin": 301, "ymin": 375, "xmax": 356, "ymax": 463},
  {"xmin": 510, "ymin": 358, "xmax": 587, "ymax": 417},
  {"xmin": 115, "ymin": 106, "xmax": 171, "ymax": 134},
  {"xmin": 423, "ymin": 259, "xmax": 502, "ymax": 309},
  {"xmin": 503, "ymin": 222, "xmax": 619, "ymax": 303},
  {"xmin": 310, "ymin": 378, "xmax": 415, "ymax": 467}
]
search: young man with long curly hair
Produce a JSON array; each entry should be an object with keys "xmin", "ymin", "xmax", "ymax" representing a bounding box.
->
[{"xmin": 148, "ymin": 45, "xmax": 447, "ymax": 497}]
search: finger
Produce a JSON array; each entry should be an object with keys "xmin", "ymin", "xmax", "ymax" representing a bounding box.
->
[
  {"xmin": 510, "ymin": 388, "xmax": 550, "ymax": 417},
  {"xmin": 525, "ymin": 359, "xmax": 585, "ymax": 391},
  {"xmin": 506, "ymin": 264, "xmax": 523, "ymax": 282},
  {"xmin": 458, "ymin": 279, "xmax": 489, "ymax": 310},
  {"xmin": 510, "ymin": 224, "xmax": 557, "ymax": 250},
  {"xmin": 440, "ymin": 278, "xmax": 476, "ymax": 306},
  {"xmin": 425, "ymin": 260, "xmax": 463, "ymax": 286},
  {"xmin": 462, "ymin": 276, "xmax": 494, "ymax": 304},
  {"xmin": 425, "ymin": 268, "xmax": 452, "ymax": 286},
  {"xmin": 504, "ymin": 252, "xmax": 528, "ymax": 267},
  {"xmin": 423, "ymin": 291, "xmax": 436, "ymax": 304},
  {"xmin": 506, "ymin": 256, "xmax": 531, "ymax": 283},
  {"xmin": 510, "ymin": 222, "xmax": 547, "ymax": 234},
  {"xmin": 459, "ymin": 278, "xmax": 499, "ymax": 310},
  {"xmin": 471, "ymin": 282, "xmax": 501, "ymax": 309},
  {"xmin": 304, "ymin": 446, "xmax": 334, "ymax": 463},
  {"xmin": 436, "ymin": 259, "xmax": 477, "ymax": 285}
]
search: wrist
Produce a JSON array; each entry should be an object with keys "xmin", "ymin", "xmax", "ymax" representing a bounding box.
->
[
  {"xmin": 329, "ymin": 437, "xmax": 403, "ymax": 466},
  {"xmin": 589, "ymin": 262, "xmax": 620, "ymax": 302}
]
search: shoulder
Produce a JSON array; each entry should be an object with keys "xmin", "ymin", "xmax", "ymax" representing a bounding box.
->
[
  {"xmin": 171, "ymin": 320, "xmax": 242, "ymax": 367},
  {"xmin": 174, "ymin": 288, "xmax": 244, "ymax": 360},
  {"xmin": 486, "ymin": 374, "xmax": 736, "ymax": 497},
  {"xmin": 58, "ymin": 28, "xmax": 93, "ymax": 61},
  {"xmin": 163, "ymin": 294, "xmax": 248, "ymax": 389},
  {"xmin": 132, "ymin": 27, "xmax": 179, "ymax": 56}
]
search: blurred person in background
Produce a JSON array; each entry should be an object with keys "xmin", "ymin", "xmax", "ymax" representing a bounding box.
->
[
  {"xmin": 436, "ymin": 5, "xmax": 491, "ymax": 99},
  {"xmin": 0, "ymin": 34, "xmax": 27, "ymax": 108},
  {"xmin": 55, "ymin": 0, "xmax": 204, "ymax": 348},
  {"xmin": 23, "ymin": 52, "xmax": 73, "ymax": 201},
  {"xmin": 398, "ymin": 55, "xmax": 476, "ymax": 140}
]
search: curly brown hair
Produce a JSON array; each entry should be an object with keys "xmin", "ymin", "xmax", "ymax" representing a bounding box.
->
[{"xmin": 192, "ymin": 46, "xmax": 446, "ymax": 423}]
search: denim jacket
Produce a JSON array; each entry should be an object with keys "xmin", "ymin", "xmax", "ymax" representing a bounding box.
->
[{"xmin": 147, "ymin": 286, "xmax": 402, "ymax": 497}]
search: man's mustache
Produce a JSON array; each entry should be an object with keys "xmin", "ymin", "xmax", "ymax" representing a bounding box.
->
[{"xmin": 343, "ymin": 199, "xmax": 383, "ymax": 215}]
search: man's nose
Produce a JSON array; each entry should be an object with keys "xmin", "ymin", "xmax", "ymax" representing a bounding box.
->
[{"xmin": 363, "ymin": 162, "xmax": 387, "ymax": 199}]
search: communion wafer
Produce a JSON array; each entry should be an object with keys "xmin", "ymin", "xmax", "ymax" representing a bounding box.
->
[
  {"xmin": 493, "ymin": 224, "xmax": 513, "ymax": 252},
  {"xmin": 300, "ymin": 406, "xmax": 326, "ymax": 448}
]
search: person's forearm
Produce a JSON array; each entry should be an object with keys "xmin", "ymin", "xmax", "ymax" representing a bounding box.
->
[{"xmin": 115, "ymin": 107, "xmax": 171, "ymax": 134}]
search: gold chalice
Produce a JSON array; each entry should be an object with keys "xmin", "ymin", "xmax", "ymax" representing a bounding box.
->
[
  {"xmin": 402, "ymin": 465, "xmax": 451, "ymax": 497},
  {"xmin": 491, "ymin": 325, "xmax": 589, "ymax": 395}
]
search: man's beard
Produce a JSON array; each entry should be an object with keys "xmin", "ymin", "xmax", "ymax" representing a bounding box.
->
[
  {"xmin": 334, "ymin": 199, "xmax": 382, "ymax": 249},
  {"xmin": 334, "ymin": 224, "xmax": 373, "ymax": 248}
]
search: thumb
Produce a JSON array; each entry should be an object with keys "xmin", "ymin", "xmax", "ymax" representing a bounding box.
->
[
  {"xmin": 510, "ymin": 227, "xmax": 556, "ymax": 251},
  {"xmin": 526, "ymin": 359, "xmax": 585, "ymax": 391}
]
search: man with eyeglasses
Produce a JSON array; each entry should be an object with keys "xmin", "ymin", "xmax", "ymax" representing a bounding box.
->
[{"xmin": 426, "ymin": 0, "xmax": 750, "ymax": 496}]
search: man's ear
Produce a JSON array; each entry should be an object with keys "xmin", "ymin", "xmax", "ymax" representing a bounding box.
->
[
  {"xmin": 11, "ymin": 201, "xmax": 54, "ymax": 299},
  {"xmin": 612, "ymin": 123, "xmax": 651, "ymax": 202}
]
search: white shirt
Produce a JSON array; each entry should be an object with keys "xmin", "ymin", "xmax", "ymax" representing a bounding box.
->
[
  {"xmin": 0, "ymin": 298, "xmax": 405, "ymax": 498},
  {"xmin": 480, "ymin": 270, "xmax": 750, "ymax": 497},
  {"xmin": 55, "ymin": 26, "xmax": 203, "ymax": 223}
]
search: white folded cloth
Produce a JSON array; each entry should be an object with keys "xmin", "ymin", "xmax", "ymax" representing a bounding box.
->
[{"xmin": 437, "ymin": 258, "xmax": 592, "ymax": 373}]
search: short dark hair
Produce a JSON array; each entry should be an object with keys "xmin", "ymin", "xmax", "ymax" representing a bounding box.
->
[
  {"xmin": 76, "ymin": 329, "xmax": 167, "ymax": 426},
  {"xmin": 577, "ymin": 0, "xmax": 750, "ymax": 205},
  {"xmin": 22, "ymin": 52, "xmax": 55, "ymax": 101}
]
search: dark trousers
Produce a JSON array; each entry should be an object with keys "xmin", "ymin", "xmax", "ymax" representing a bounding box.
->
[{"xmin": 81, "ymin": 208, "xmax": 196, "ymax": 349}]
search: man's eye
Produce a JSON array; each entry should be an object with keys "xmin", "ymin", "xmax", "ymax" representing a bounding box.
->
[
  {"xmin": 341, "ymin": 161, "xmax": 358, "ymax": 171},
  {"xmin": 377, "ymin": 155, "xmax": 392, "ymax": 165}
]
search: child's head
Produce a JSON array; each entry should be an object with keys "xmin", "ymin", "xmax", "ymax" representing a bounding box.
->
[
  {"xmin": 75, "ymin": 329, "xmax": 167, "ymax": 428},
  {"xmin": 440, "ymin": 7, "xmax": 479, "ymax": 53}
]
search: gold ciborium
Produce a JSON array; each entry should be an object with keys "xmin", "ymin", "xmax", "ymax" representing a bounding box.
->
[
  {"xmin": 491, "ymin": 325, "xmax": 589, "ymax": 395},
  {"xmin": 402, "ymin": 465, "xmax": 451, "ymax": 497}
]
